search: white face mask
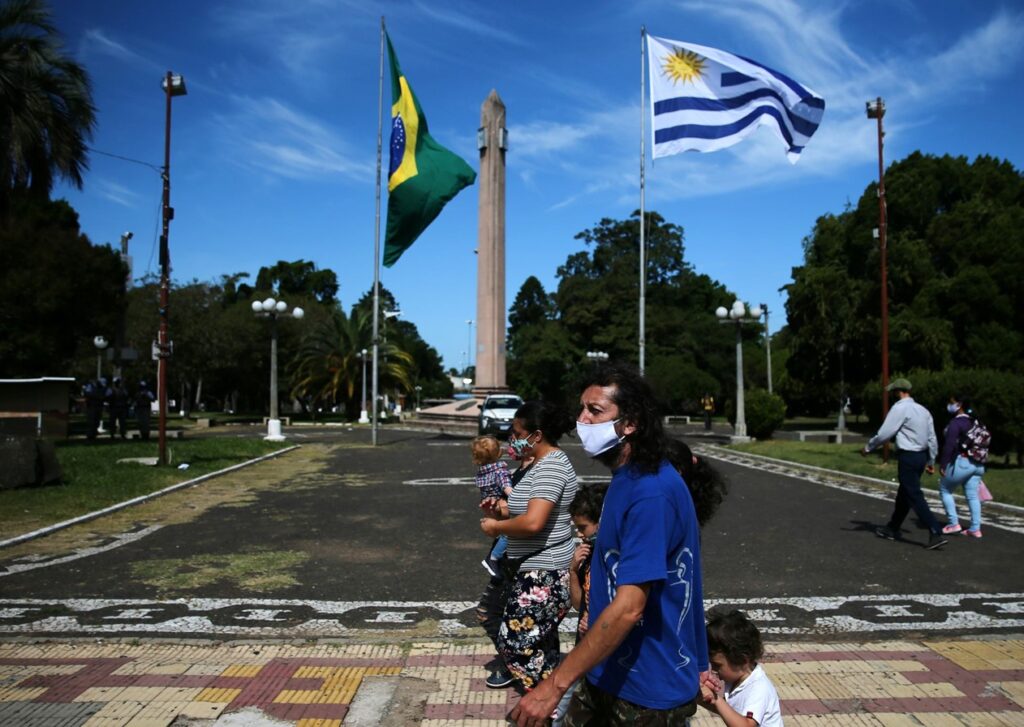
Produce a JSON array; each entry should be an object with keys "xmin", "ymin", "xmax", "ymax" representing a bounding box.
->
[
  {"xmin": 576, "ymin": 419, "xmax": 623, "ymax": 457},
  {"xmin": 947, "ymin": 402, "xmax": 960, "ymax": 415}
]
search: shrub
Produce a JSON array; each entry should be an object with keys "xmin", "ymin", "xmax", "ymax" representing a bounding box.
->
[{"xmin": 728, "ymin": 388, "xmax": 786, "ymax": 439}]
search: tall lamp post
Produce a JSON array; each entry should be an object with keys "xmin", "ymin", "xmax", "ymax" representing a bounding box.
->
[
  {"xmin": 466, "ymin": 319, "xmax": 474, "ymax": 370},
  {"xmin": 251, "ymin": 297, "xmax": 304, "ymax": 441},
  {"xmin": 760, "ymin": 303, "xmax": 773, "ymax": 394},
  {"xmin": 715, "ymin": 300, "xmax": 763, "ymax": 443},
  {"xmin": 157, "ymin": 71, "xmax": 187, "ymax": 466},
  {"xmin": 414, "ymin": 385, "xmax": 422, "ymax": 411},
  {"xmin": 359, "ymin": 348, "xmax": 370, "ymax": 424},
  {"xmin": 837, "ymin": 343, "xmax": 847, "ymax": 441},
  {"xmin": 867, "ymin": 97, "xmax": 890, "ymax": 463},
  {"xmin": 586, "ymin": 350, "xmax": 609, "ymax": 363}
]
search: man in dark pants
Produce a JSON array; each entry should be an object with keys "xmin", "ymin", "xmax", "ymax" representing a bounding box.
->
[
  {"xmin": 862, "ymin": 378, "xmax": 946, "ymax": 550},
  {"xmin": 134, "ymin": 381, "xmax": 155, "ymax": 441}
]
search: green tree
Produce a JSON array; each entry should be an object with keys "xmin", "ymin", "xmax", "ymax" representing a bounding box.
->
[
  {"xmin": 0, "ymin": 193, "xmax": 123, "ymax": 376},
  {"xmin": 0, "ymin": 0, "xmax": 96, "ymax": 205},
  {"xmin": 784, "ymin": 152, "xmax": 1024, "ymax": 415},
  {"xmin": 251, "ymin": 259, "xmax": 339, "ymax": 305},
  {"xmin": 549, "ymin": 211, "xmax": 742, "ymax": 410},
  {"xmin": 290, "ymin": 308, "xmax": 413, "ymax": 417}
]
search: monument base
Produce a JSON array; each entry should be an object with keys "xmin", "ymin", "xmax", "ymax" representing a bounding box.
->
[{"xmin": 472, "ymin": 386, "xmax": 511, "ymax": 400}]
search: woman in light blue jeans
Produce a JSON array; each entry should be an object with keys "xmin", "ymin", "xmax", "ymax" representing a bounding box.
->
[
  {"xmin": 937, "ymin": 397, "xmax": 985, "ymax": 537},
  {"xmin": 939, "ymin": 454, "xmax": 984, "ymax": 534}
]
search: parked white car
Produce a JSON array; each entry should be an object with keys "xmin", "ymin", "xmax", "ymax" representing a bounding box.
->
[{"xmin": 478, "ymin": 394, "xmax": 523, "ymax": 436}]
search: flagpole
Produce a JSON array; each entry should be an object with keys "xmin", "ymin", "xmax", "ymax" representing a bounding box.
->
[
  {"xmin": 639, "ymin": 26, "xmax": 647, "ymax": 375},
  {"xmin": 371, "ymin": 17, "xmax": 384, "ymax": 446}
]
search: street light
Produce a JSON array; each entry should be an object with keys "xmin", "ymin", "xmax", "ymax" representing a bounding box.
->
[
  {"xmin": 586, "ymin": 351, "xmax": 609, "ymax": 363},
  {"xmin": 251, "ymin": 296, "xmax": 304, "ymax": 441},
  {"xmin": 867, "ymin": 96, "xmax": 890, "ymax": 463},
  {"xmin": 359, "ymin": 348, "xmax": 370, "ymax": 424},
  {"xmin": 759, "ymin": 303, "xmax": 773, "ymax": 394},
  {"xmin": 466, "ymin": 319, "xmax": 474, "ymax": 369},
  {"xmin": 93, "ymin": 335, "xmax": 108, "ymax": 379},
  {"xmin": 837, "ymin": 342, "xmax": 847, "ymax": 439},
  {"xmin": 414, "ymin": 385, "xmax": 422, "ymax": 411},
  {"xmin": 156, "ymin": 70, "xmax": 187, "ymax": 467},
  {"xmin": 715, "ymin": 300, "xmax": 763, "ymax": 443}
]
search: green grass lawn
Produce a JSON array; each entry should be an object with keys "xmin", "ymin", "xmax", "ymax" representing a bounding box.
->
[
  {"xmin": 725, "ymin": 440, "xmax": 1024, "ymax": 507},
  {"xmin": 1, "ymin": 437, "xmax": 290, "ymax": 537}
]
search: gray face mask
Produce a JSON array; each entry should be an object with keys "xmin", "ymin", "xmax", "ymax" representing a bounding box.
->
[
  {"xmin": 575, "ymin": 419, "xmax": 623, "ymax": 457},
  {"xmin": 947, "ymin": 402, "xmax": 961, "ymax": 415}
]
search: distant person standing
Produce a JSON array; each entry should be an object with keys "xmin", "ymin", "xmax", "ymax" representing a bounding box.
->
[
  {"xmin": 83, "ymin": 379, "xmax": 104, "ymax": 440},
  {"xmin": 108, "ymin": 377, "xmax": 130, "ymax": 439},
  {"xmin": 862, "ymin": 378, "xmax": 946, "ymax": 550},
  {"xmin": 135, "ymin": 381, "xmax": 156, "ymax": 441},
  {"xmin": 701, "ymin": 392, "xmax": 715, "ymax": 431}
]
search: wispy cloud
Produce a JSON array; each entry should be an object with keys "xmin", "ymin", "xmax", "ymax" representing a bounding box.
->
[
  {"xmin": 410, "ymin": 1, "xmax": 527, "ymax": 47},
  {"xmin": 79, "ymin": 29, "xmax": 162, "ymax": 71},
  {"xmin": 94, "ymin": 178, "xmax": 142, "ymax": 208},
  {"xmin": 213, "ymin": 96, "xmax": 373, "ymax": 182}
]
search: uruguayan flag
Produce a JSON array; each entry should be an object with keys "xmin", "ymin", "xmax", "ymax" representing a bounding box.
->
[{"xmin": 647, "ymin": 35, "xmax": 825, "ymax": 164}]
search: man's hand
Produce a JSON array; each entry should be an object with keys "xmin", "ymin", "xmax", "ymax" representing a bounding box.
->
[
  {"xmin": 508, "ymin": 676, "xmax": 562, "ymax": 727},
  {"xmin": 859, "ymin": 447, "xmax": 869, "ymax": 457},
  {"xmin": 925, "ymin": 464, "xmax": 935, "ymax": 475}
]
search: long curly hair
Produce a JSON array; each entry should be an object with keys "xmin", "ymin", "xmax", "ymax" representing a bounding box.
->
[
  {"xmin": 580, "ymin": 362, "xmax": 668, "ymax": 473},
  {"xmin": 667, "ymin": 439, "xmax": 728, "ymax": 528}
]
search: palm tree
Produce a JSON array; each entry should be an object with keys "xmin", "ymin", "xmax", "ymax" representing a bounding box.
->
[
  {"xmin": 0, "ymin": 0, "xmax": 96, "ymax": 204},
  {"xmin": 290, "ymin": 309, "xmax": 414, "ymax": 416}
]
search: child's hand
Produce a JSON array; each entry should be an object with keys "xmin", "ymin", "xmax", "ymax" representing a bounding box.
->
[
  {"xmin": 572, "ymin": 543, "xmax": 591, "ymax": 571},
  {"xmin": 698, "ymin": 682, "xmax": 717, "ymax": 709},
  {"xmin": 479, "ymin": 497, "xmax": 501, "ymax": 516}
]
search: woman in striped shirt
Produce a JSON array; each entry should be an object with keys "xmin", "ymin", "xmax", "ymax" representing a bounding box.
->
[{"xmin": 480, "ymin": 400, "xmax": 579, "ymax": 690}]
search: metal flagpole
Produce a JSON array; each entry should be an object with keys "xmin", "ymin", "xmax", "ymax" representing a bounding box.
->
[
  {"xmin": 371, "ymin": 17, "xmax": 385, "ymax": 446},
  {"xmin": 639, "ymin": 26, "xmax": 647, "ymax": 375}
]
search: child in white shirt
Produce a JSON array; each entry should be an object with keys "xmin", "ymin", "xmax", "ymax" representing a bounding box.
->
[{"xmin": 699, "ymin": 609, "xmax": 783, "ymax": 727}]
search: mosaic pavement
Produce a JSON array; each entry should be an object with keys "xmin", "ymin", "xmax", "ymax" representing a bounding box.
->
[{"xmin": 0, "ymin": 639, "xmax": 1022, "ymax": 725}]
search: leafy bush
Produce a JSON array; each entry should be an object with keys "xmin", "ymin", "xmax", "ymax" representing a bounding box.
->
[
  {"xmin": 862, "ymin": 368, "xmax": 1023, "ymax": 462},
  {"xmin": 727, "ymin": 388, "xmax": 786, "ymax": 439}
]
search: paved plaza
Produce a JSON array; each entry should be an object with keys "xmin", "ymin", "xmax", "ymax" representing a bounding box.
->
[{"xmin": 1, "ymin": 425, "xmax": 1022, "ymax": 724}]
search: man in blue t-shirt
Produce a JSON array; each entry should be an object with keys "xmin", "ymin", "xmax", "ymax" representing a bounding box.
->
[{"xmin": 511, "ymin": 363, "xmax": 709, "ymax": 727}]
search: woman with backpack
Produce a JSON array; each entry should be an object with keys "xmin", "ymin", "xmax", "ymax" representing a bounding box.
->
[{"xmin": 938, "ymin": 396, "xmax": 989, "ymax": 538}]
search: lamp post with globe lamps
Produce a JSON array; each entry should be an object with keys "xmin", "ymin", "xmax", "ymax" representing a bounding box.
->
[
  {"xmin": 715, "ymin": 301, "xmax": 763, "ymax": 443},
  {"xmin": 251, "ymin": 297, "xmax": 304, "ymax": 441},
  {"xmin": 359, "ymin": 349, "xmax": 370, "ymax": 424},
  {"xmin": 586, "ymin": 351, "xmax": 609, "ymax": 364}
]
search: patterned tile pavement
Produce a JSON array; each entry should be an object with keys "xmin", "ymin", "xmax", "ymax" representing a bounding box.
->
[{"xmin": 0, "ymin": 638, "xmax": 1022, "ymax": 725}]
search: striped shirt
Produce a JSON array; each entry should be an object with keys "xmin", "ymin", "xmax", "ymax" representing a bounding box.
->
[{"xmin": 506, "ymin": 449, "xmax": 578, "ymax": 571}]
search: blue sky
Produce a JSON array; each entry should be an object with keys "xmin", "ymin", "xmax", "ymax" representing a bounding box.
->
[{"xmin": 51, "ymin": 0, "xmax": 1024, "ymax": 372}]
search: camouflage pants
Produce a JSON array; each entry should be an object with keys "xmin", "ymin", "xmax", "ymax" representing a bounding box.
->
[{"xmin": 562, "ymin": 678, "xmax": 696, "ymax": 727}]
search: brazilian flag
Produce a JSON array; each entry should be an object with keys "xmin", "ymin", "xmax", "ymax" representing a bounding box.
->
[{"xmin": 383, "ymin": 33, "xmax": 476, "ymax": 267}]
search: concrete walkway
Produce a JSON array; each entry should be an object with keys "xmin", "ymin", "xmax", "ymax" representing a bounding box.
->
[{"xmin": 1, "ymin": 637, "xmax": 1022, "ymax": 725}]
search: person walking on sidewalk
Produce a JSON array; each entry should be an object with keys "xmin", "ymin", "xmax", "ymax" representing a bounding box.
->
[
  {"xmin": 512, "ymin": 362, "xmax": 710, "ymax": 726},
  {"xmin": 862, "ymin": 377, "xmax": 946, "ymax": 550},
  {"xmin": 937, "ymin": 395, "xmax": 987, "ymax": 539}
]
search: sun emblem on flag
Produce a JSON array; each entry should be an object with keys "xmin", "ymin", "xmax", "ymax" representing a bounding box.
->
[{"xmin": 662, "ymin": 48, "xmax": 705, "ymax": 84}]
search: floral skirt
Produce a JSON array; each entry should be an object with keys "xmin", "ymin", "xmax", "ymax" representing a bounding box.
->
[{"xmin": 497, "ymin": 568, "xmax": 571, "ymax": 689}]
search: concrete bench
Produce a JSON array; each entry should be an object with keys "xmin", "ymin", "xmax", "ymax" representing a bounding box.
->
[
  {"xmin": 663, "ymin": 415, "xmax": 692, "ymax": 425},
  {"xmin": 262, "ymin": 416, "xmax": 291, "ymax": 426},
  {"xmin": 126, "ymin": 429, "xmax": 183, "ymax": 440}
]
